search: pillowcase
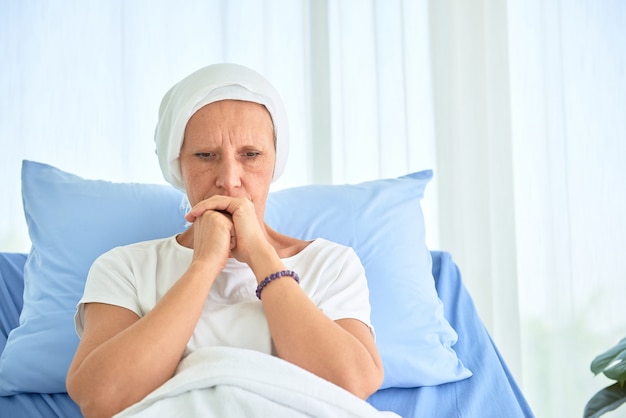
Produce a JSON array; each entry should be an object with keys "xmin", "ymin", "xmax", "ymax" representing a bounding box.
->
[{"xmin": 0, "ymin": 160, "xmax": 470, "ymax": 395}]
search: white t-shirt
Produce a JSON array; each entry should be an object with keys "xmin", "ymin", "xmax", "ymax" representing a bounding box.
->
[{"xmin": 76, "ymin": 237, "xmax": 372, "ymax": 358}]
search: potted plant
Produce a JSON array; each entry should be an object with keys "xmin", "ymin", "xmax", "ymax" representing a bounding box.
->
[{"xmin": 584, "ymin": 337, "xmax": 626, "ymax": 417}]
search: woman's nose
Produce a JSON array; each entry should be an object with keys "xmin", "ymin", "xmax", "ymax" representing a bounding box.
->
[{"xmin": 215, "ymin": 159, "xmax": 242, "ymax": 192}]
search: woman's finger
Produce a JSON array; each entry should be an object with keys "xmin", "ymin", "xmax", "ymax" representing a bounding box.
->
[{"xmin": 185, "ymin": 195, "xmax": 252, "ymax": 222}]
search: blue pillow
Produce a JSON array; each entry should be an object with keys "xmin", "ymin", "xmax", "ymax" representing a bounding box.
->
[
  {"xmin": 0, "ymin": 161, "xmax": 187, "ymax": 395},
  {"xmin": 0, "ymin": 160, "xmax": 470, "ymax": 395}
]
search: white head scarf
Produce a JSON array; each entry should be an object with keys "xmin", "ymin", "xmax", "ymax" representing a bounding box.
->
[{"xmin": 154, "ymin": 63, "xmax": 289, "ymax": 192}]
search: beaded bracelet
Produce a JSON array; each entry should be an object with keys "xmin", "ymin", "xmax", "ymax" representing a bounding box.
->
[{"xmin": 256, "ymin": 270, "xmax": 300, "ymax": 300}]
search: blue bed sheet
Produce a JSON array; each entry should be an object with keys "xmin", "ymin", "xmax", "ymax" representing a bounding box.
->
[
  {"xmin": 368, "ymin": 251, "xmax": 534, "ymax": 417},
  {"xmin": 0, "ymin": 253, "xmax": 27, "ymax": 354},
  {"xmin": 0, "ymin": 251, "xmax": 533, "ymax": 418}
]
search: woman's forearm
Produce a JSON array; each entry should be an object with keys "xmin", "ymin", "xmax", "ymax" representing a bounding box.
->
[{"xmin": 260, "ymin": 277, "xmax": 383, "ymax": 399}]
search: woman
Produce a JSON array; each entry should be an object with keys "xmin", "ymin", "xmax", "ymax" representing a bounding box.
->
[{"xmin": 66, "ymin": 63, "xmax": 384, "ymax": 418}]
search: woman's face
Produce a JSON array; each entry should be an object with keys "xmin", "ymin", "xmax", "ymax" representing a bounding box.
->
[{"xmin": 179, "ymin": 100, "xmax": 276, "ymax": 219}]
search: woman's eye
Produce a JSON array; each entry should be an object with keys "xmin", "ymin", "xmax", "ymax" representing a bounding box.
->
[
  {"xmin": 243, "ymin": 151, "xmax": 261, "ymax": 159},
  {"xmin": 195, "ymin": 152, "xmax": 214, "ymax": 159}
]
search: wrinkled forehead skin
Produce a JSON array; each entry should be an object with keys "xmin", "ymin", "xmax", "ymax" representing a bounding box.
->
[{"xmin": 154, "ymin": 63, "xmax": 289, "ymax": 192}]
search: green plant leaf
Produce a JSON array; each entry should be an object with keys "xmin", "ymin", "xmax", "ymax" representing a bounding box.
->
[
  {"xmin": 584, "ymin": 383, "xmax": 626, "ymax": 418},
  {"xmin": 604, "ymin": 359, "xmax": 626, "ymax": 387},
  {"xmin": 591, "ymin": 337, "xmax": 626, "ymax": 375}
]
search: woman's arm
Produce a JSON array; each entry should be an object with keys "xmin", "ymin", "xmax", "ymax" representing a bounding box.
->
[
  {"xmin": 67, "ymin": 211, "xmax": 233, "ymax": 418},
  {"xmin": 66, "ymin": 260, "xmax": 221, "ymax": 418},
  {"xmin": 248, "ymin": 246, "xmax": 384, "ymax": 399}
]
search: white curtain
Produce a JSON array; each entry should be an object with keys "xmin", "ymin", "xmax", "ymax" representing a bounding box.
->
[
  {"xmin": 2, "ymin": 1, "xmax": 625, "ymax": 417},
  {"xmin": 507, "ymin": 1, "xmax": 626, "ymax": 417},
  {"xmin": 429, "ymin": 0, "xmax": 522, "ymax": 380}
]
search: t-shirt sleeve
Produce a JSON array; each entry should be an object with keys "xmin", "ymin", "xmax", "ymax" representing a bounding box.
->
[
  {"xmin": 316, "ymin": 247, "xmax": 373, "ymax": 332},
  {"xmin": 74, "ymin": 247, "xmax": 141, "ymax": 337}
]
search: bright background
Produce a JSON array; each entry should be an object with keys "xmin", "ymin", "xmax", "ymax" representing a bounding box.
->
[{"xmin": 2, "ymin": 1, "xmax": 625, "ymax": 417}]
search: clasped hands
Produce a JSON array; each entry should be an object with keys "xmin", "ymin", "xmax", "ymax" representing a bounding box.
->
[{"xmin": 184, "ymin": 195, "xmax": 274, "ymax": 270}]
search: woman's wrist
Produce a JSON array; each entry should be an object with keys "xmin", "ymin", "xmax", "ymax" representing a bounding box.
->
[
  {"xmin": 256, "ymin": 270, "xmax": 300, "ymax": 299},
  {"xmin": 247, "ymin": 245, "xmax": 285, "ymax": 284},
  {"xmin": 188, "ymin": 256, "xmax": 226, "ymax": 281}
]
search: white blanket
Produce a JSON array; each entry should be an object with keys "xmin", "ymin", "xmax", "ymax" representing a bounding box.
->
[{"xmin": 115, "ymin": 346, "xmax": 399, "ymax": 418}]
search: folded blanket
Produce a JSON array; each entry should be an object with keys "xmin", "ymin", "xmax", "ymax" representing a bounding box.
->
[{"xmin": 115, "ymin": 346, "xmax": 398, "ymax": 418}]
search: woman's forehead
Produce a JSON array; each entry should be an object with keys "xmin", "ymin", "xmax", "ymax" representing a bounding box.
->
[
  {"xmin": 193, "ymin": 100, "xmax": 271, "ymax": 120},
  {"xmin": 184, "ymin": 100, "xmax": 274, "ymax": 146},
  {"xmin": 188, "ymin": 100, "xmax": 272, "ymax": 131}
]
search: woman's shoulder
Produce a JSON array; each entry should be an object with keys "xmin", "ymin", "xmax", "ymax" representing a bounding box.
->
[
  {"xmin": 284, "ymin": 238, "xmax": 358, "ymax": 267},
  {"xmin": 305, "ymin": 238, "xmax": 356, "ymax": 256},
  {"xmin": 267, "ymin": 222, "xmax": 354, "ymax": 256},
  {"xmin": 95, "ymin": 236, "xmax": 182, "ymax": 264}
]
